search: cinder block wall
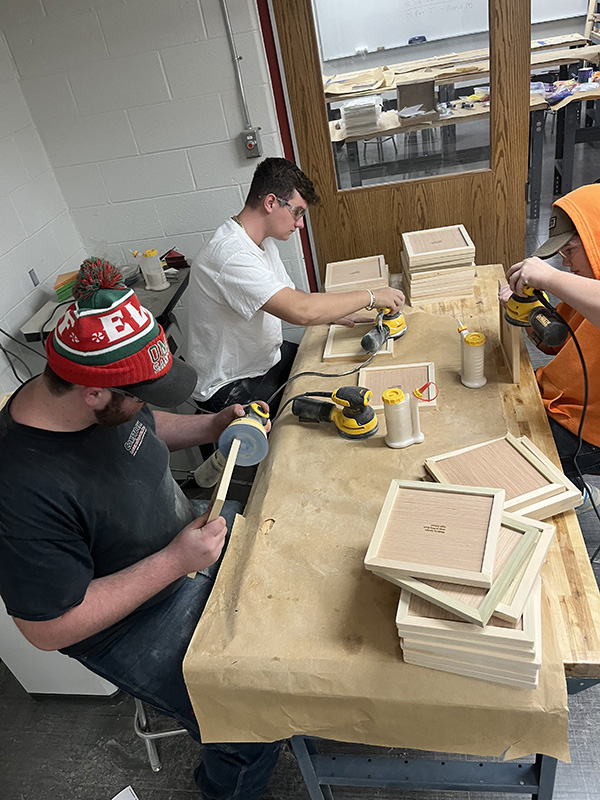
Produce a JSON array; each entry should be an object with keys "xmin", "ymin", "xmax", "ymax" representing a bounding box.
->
[{"xmin": 0, "ymin": 0, "xmax": 308, "ymax": 392}]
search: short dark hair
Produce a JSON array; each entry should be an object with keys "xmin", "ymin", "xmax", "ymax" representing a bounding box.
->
[
  {"xmin": 245, "ymin": 157, "xmax": 320, "ymax": 208},
  {"xmin": 43, "ymin": 363, "xmax": 75, "ymax": 395}
]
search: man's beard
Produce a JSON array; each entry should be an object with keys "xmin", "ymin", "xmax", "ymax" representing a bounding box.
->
[{"xmin": 94, "ymin": 393, "xmax": 141, "ymax": 427}]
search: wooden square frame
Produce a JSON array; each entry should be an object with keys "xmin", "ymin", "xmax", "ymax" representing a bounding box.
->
[
  {"xmin": 493, "ymin": 514, "xmax": 554, "ymax": 623},
  {"xmin": 396, "ymin": 576, "xmax": 540, "ymax": 651},
  {"xmin": 357, "ymin": 362, "xmax": 436, "ymax": 411},
  {"xmin": 364, "ymin": 479, "xmax": 505, "ymax": 588},
  {"xmin": 424, "ymin": 431, "xmax": 582, "ymax": 520},
  {"xmin": 324, "ymin": 255, "xmax": 389, "ymax": 293},
  {"xmin": 401, "ymin": 225, "xmax": 475, "ymax": 270},
  {"xmin": 371, "ymin": 512, "xmax": 541, "ymax": 627},
  {"xmin": 323, "ymin": 323, "xmax": 394, "ymax": 361}
]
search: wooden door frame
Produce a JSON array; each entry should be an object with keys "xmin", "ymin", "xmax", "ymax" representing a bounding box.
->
[{"xmin": 269, "ymin": 0, "xmax": 531, "ymax": 282}]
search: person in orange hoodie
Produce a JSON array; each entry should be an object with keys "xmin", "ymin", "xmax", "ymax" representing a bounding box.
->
[{"xmin": 504, "ymin": 183, "xmax": 600, "ymax": 486}]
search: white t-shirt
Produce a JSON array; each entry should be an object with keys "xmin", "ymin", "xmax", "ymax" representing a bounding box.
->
[{"xmin": 186, "ymin": 219, "xmax": 295, "ymax": 401}]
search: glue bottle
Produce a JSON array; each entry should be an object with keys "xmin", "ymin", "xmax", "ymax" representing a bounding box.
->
[
  {"xmin": 382, "ymin": 387, "xmax": 424, "ymax": 449},
  {"xmin": 133, "ymin": 249, "xmax": 169, "ymax": 292},
  {"xmin": 461, "ymin": 331, "xmax": 487, "ymax": 389}
]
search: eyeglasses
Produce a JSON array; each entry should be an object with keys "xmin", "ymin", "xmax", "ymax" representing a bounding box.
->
[
  {"xmin": 275, "ymin": 196, "xmax": 306, "ymax": 220},
  {"xmin": 109, "ymin": 387, "xmax": 145, "ymax": 403},
  {"xmin": 558, "ymin": 237, "xmax": 582, "ymax": 261}
]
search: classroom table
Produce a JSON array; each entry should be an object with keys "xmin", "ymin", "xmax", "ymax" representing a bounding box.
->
[
  {"xmin": 324, "ymin": 38, "xmax": 596, "ymax": 103},
  {"xmin": 20, "ymin": 267, "xmax": 190, "ymax": 343},
  {"xmin": 184, "ymin": 265, "xmax": 600, "ymax": 799}
]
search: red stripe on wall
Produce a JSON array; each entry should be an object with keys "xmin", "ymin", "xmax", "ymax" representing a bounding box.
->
[{"xmin": 256, "ymin": 0, "xmax": 319, "ymax": 293}]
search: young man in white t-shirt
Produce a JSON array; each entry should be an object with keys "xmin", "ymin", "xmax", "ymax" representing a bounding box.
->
[{"xmin": 186, "ymin": 157, "xmax": 404, "ymax": 413}]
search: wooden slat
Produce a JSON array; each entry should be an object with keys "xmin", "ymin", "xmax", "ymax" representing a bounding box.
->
[{"xmin": 208, "ymin": 438, "xmax": 241, "ymax": 522}]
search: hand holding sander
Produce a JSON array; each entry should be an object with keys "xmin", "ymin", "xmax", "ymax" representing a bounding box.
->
[
  {"xmin": 194, "ymin": 402, "xmax": 270, "ymax": 488},
  {"xmin": 291, "ymin": 386, "xmax": 378, "ymax": 440},
  {"xmin": 361, "ymin": 307, "xmax": 407, "ymax": 354},
  {"xmin": 504, "ymin": 285, "xmax": 568, "ymax": 348}
]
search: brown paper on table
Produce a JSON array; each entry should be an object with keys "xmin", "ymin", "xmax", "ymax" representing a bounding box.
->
[{"xmin": 184, "ymin": 304, "xmax": 569, "ymax": 762}]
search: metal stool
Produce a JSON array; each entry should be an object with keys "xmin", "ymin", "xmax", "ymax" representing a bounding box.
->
[{"xmin": 133, "ymin": 697, "xmax": 187, "ymax": 772}]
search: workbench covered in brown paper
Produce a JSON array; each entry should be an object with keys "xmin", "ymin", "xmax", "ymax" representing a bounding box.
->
[{"xmin": 183, "ymin": 271, "xmax": 569, "ymax": 762}]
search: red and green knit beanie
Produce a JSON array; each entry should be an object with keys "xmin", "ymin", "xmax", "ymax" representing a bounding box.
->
[{"xmin": 46, "ymin": 257, "xmax": 172, "ymax": 387}]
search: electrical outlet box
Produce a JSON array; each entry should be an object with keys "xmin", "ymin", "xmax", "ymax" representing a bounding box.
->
[{"xmin": 241, "ymin": 128, "xmax": 262, "ymax": 159}]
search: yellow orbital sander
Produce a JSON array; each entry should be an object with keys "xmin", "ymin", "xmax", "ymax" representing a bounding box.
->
[
  {"xmin": 505, "ymin": 285, "xmax": 568, "ymax": 348},
  {"xmin": 361, "ymin": 307, "xmax": 407, "ymax": 354},
  {"xmin": 291, "ymin": 386, "xmax": 379, "ymax": 440}
]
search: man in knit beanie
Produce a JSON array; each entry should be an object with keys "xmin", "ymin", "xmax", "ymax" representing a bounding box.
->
[
  {"xmin": 504, "ymin": 184, "xmax": 600, "ymax": 498},
  {"xmin": 0, "ymin": 258, "xmax": 280, "ymax": 799}
]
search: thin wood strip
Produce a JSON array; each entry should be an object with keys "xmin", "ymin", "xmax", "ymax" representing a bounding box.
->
[
  {"xmin": 208, "ymin": 438, "xmax": 241, "ymax": 522},
  {"xmin": 498, "ymin": 279, "xmax": 521, "ymax": 384}
]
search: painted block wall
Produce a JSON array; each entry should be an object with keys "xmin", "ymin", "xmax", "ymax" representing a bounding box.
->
[
  {"xmin": 0, "ymin": 0, "xmax": 308, "ymax": 388},
  {"xmin": 0, "ymin": 29, "xmax": 86, "ymax": 393}
]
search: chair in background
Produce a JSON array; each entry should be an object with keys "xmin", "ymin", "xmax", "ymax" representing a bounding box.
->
[{"xmin": 362, "ymin": 135, "xmax": 398, "ymax": 161}]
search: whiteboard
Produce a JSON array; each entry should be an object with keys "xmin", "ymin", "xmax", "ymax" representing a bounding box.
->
[{"xmin": 314, "ymin": 0, "xmax": 588, "ymax": 62}]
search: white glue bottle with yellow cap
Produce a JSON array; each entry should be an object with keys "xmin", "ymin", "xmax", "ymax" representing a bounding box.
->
[
  {"xmin": 460, "ymin": 331, "xmax": 487, "ymax": 389},
  {"xmin": 133, "ymin": 248, "xmax": 169, "ymax": 291},
  {"xmin": 382, "ymin": 387, "xmax": 425, "ymax": 449}
]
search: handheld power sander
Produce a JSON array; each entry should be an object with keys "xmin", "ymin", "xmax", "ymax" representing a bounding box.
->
[
  {"xmin": 360, "ymin": 307, "xmax": 407, "ymax": 354},
  {"xmin": 291, "ymin": 386, "xmax": 378, "ymax": 440},
  {"xmin": 194, "ymin": 402, "xmax": 270, "ymax": 488},
  {"xmin": 504, "ymin": 285, "xmax": 568, "ymax": 347}
]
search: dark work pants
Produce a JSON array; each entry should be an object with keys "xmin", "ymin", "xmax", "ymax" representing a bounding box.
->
[
  {"xmin": 196, "ymin": 341, "xmax": 298, "ymax": 417},
  {"xmin": 548, "ymin": 416, "xmax": 600, "ymax": 483}
]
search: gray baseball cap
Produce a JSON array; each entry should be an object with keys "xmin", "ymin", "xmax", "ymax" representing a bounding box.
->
[{"xmin": 531, "ymin": 205, "xmax": 576, "ymax": 259}]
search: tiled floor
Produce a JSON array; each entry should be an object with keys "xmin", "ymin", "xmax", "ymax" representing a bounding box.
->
[{"xmin": 2, "ymin": 118, "xmax": 600, "ymax": 800}]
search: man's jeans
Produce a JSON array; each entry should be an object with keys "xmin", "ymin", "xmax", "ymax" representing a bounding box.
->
[
  {"xmin": 76, "ymin": 500, "xmax": 281, "ymax": 799},
  {"xmin": 196, "ymin": 340, "xmax": 298, "ymax": 417}
]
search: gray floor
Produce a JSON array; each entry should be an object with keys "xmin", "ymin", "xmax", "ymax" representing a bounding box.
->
[{"xmin": 2, "ymin": 119, "xmax": 600, "ymax": 799}]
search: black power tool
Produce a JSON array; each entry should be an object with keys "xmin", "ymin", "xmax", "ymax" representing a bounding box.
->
[{"xmin": 505, "ymin": 285, "xmax": 568, "ymax": 348}]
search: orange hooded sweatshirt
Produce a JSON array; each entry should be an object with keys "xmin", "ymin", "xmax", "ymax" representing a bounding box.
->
[{"xmin": 536, "ymin": 183, "xmax": 600, "ymax": 446}]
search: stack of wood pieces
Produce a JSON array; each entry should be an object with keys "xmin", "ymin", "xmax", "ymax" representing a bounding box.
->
[
  {"xmin": 341, "ymin": 95, "xmax": 382, "ymax": 135},
  {"xmin": 364, "ymin": 479, "xmax": 555, "ymax": 688},
  {"xmin": 401, "ymin": 224, "xmax": 476, "ymax": 305},
  {"xmin": 396, "ymin": 577, "xmax": 542, "ymax": 689},
  {"xmin": 324, "ymin": 254, "xmax": 389, "ymax": 294},
  {"xmin": 54, "ymin": 270, "xmax": 78, "ymax": 301}
]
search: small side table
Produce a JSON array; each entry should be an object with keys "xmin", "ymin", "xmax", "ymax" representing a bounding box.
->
[{"xmin": 20, "ymin": 268, "xmax": 190, "ymax": 343}]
